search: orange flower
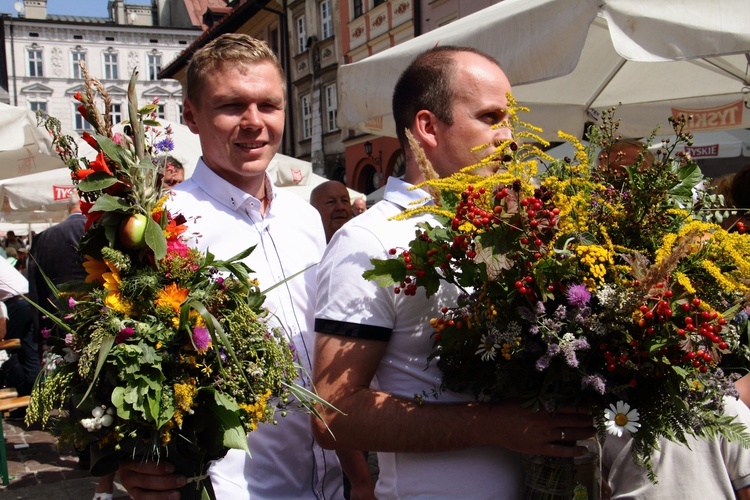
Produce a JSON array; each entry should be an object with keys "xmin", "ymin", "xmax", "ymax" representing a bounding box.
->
[
  {"xmin": 165, "ymin": 217, "xmax": 188, "ymax": 239},
  {"xmin": 155, "ymin": 283, "xmax": 190, "ymax": 314},
  {"xmin": 83, "ymin": 255, "xmax": 108, "ymax": 284}
]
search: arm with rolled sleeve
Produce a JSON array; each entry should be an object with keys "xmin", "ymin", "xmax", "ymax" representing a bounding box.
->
[{"xmin": 312, "ymin": 221, "xmax": 594, "ymax": 457}]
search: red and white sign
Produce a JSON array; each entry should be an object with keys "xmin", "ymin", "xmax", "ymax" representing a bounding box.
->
[
  {"xmin": 53, "ymin": 185, "xmax": 75, "ymax": 201},
  {"xmin": 671, "ymin": 101, "xmax": 743, "ymax": 131},
  {"xmin": 684, "ymin": 144, "xmax": 720, "ymax": 158}
]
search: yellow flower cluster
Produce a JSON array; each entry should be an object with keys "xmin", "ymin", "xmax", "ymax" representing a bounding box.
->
[
  {"xmin": 240, "ymin": 389, "xmax": 272, "ymax": 432},
  {"xmin": 173, "ymin": 380, "xmax": 198, "ymax": 427},
  {"xmin": 674, "ymin": 271, "xmax": 696, "ymax": 295},
  {"xmin": 576, "ymin": 244, "xmax": 613, "ymax": 287}
]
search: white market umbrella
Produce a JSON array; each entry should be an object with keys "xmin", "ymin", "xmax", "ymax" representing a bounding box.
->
[
  {"xmin": 338, "ymin": 0, "xmax": 750, "ymax": 141},
  {"xmin": 0, "ymin": 102, "xmax": 97, "ymax": 181},
  {"xmin": 0, "ymin": 167, "xmax": 74, "ymax": 212}
]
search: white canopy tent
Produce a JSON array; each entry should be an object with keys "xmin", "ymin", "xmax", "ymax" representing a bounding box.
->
[{"xmin": 338, "ymin": 0, "xmax": 750, "ymax": 141}]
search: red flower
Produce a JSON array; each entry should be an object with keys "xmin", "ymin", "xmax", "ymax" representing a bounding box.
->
[
  {"xmin": 90, "ymin": 151, "xmax": 113, "ymax": 175},
  {"xmin": 81, "ymin": 131, "xmax": 99, "ymax": 150},
  {"xmin": 74, "ymin": 92, "xmax": 83, "ymax": 101},
  {"xmin": 77, "ymin": 104, "xmax": 88, "ymax": 120},
  {"xmin": 74, "ymin": 151, "xmax": 112, "ymax": 181},
  {"xmin": 80, "ymin": 200, "xmax": 104, "ymax": 231}
]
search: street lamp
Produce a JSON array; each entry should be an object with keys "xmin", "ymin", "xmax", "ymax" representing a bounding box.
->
[{"xmin": 364, "ymin": 140, "xmax": 382, "ymax": 165}]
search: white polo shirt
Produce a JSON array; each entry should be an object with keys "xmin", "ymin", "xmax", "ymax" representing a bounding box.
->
[
  {"xmin": 170, "ymin": 159, "xmax": 343, "ymax": 499},
  {"xmin": 316, "ymin": 176, "xmax": 522, "ymax": 499}
]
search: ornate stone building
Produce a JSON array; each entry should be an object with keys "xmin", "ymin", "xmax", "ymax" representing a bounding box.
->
[{"xmin": 0, "ymin": 0, "xmax": 200, "ymax": 132}]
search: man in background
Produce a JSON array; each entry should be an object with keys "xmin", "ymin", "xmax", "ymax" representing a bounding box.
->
[
  {"xmin": 310, "ymin": 180, "xmax": 353, "ymax": 243},
  {"xmin": 351, "ymin": 197, "xmax": 367, "ymax": 216}
]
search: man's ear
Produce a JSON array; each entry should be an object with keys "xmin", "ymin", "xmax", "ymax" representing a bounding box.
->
[
  {"xmin": 413, "ymin": 110, "xmax": 439, "ymax": 149},
  {"xmin": 182, "ymin": 99, "xmax": 199, "ymax": 134}
]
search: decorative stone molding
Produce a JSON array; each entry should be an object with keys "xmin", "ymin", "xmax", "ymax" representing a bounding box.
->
[
  {"xmin": 372, "ymin": 14, "xmax": 386, "ymax": 27},
  {"xmin": 394, "ymin": 2, "xmax": 410, "ymax": 15}
]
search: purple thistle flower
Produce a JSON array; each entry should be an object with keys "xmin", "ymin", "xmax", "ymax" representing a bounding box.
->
[
  {"xmin": 581, "ymin": 374, "xmax": 606, "ymax": 395},
  {"xmin": 567, "ymin": 284, "xmax": 591, "ymax": 307},
  {"xmin": 192, "ymin": 326, "xmax": 212, "ymax": 352},
  {"xmin": 155, "ymin": 137, "xmax": 174, "ymax": 153}
]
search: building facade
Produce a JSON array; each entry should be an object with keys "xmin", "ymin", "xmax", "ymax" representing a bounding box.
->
[{"xmin": 1, "ymin": 0, "xmax": 200, "ymax": 133}]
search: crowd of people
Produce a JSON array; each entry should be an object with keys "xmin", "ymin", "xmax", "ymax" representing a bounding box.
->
[{"xmin": 1, "ymin": 32, "xmax": 749, "ymax": 499}]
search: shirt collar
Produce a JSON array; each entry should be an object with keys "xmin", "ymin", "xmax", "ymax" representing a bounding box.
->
[
  {"xmin": 382, "ymin": 176, "xmax": 433, "ymax": 210},
  {"xmin": 190, "ymin": 158, "xmax": 277, "ymax": 213}
]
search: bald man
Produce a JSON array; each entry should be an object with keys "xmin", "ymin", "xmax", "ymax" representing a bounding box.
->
[
  {"xmin": 352, "ymin": 197, "xmax": 367, "ymax": 216},
  {"xmin": 310, "ymin": 181, "xmax": 353, "ymax": 243}
]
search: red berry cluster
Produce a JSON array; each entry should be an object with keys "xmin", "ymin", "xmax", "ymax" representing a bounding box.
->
[
  {"xmin": 451, "ymin": 185, "xmax": 493, "ymax": 231},
  {"xmin": 736, "ymin": 220, "xmax": 747, "ymax": 234}
]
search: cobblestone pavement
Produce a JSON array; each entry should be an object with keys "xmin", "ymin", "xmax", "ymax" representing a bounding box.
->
[{"xmin": 1, "ymin": 416, "xmax": 129, "ymax": 499}]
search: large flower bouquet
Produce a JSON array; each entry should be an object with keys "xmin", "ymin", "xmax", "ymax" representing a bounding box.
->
[
  {"xmin": 26, "ymin": 64, "xmax": 322, "ymax": 498},
  {"xmin": 365, "ymin": 99, "xmax": 750, "ymax": 484}
]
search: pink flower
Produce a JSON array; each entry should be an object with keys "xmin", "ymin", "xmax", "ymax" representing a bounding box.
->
[
  {"xmin": 192, "ymin": 326, "xmax": 212, "ymax": 352},
  {"xmin": 167, "ymin": 238, "xmax": 190, "ymax": 258},
  {"xmin": 112, "ymin": 132, "xmax": 127, "ymax": 147},
  {"xmin": 116, "ymin": 327, "xmax": 135, "ymax": 344},
  {"xmin": 41, "ymin": 328, "xmax": 51, "ymax": 339},
  {"xmin": 69, "ymin": 297, "xmax": 77, "ymax": 309},
  {"xmin": 65, "ymin": 333, "xmax": 75, "ymax": 346}
]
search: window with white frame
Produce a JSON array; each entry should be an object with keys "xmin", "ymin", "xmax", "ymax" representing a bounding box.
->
[
  {"xmin": 110, "ymin": 103, "xmax": 123, "ymax": 124},
  {"xmin": 157, "ymin": 104, "xmax": 166, "ymax": 119},
  {"xmin": 177, "ymin": 102, "xmax": 184, "ymax": 124},
  {"xmin": 74, "ymin": 102, "xmax": 93, "ymax": 131},
  {"xmin": 28, "ymin": 45, "xmax": 43, "ymax": 77},
  {"xmin": 325, "ymin": 83, "xmax": 338, "ymax": 132},
  {"xmin": 29, "ymin": 101, "xmax": 47, "ymax": 114},
  {"xmin": 71, "ymin": 48, "xmax": 86, "ymax": 79},
  {"xmin": 296, "ymin": 15, "xmax": 307, "ymax": 54},
  {"xmin": 321, "ymin": 0, "xmax": 333, "ymax": 39},
  {"xmin": 148, "ymin": 52, "xmax": 162, "ymax": 81},
  {"xmin": 103, "ymin": 50, "xmax": 118, "ymax": 80},
  {"xmin": 301, "ymin": 94, "xmax": 312, "ymax": 140}
]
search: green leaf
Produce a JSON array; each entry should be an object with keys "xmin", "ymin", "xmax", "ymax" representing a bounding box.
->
[
  {"xmin": 364, "ymin": 258, "xmax": 406, "ymax": 287},
  {"xmin": 78, "ymin": 171, "xmax": 119, "ymax": 192},
  {"xmin": 78, "ymin": 334, "xmax": 116, "ymax": 407},
  {"xmin": 95, "ymin": 134, "xmax": 131, "ymax": 167},
  {"xmin": 111, "ymin": 387, "xmax": 132, "ymax": 419},
  {"xmin": 145, "ymin": 216, "xmax": 167, "ymax": 261},
  {"xmin": 91, "ymin": 194, "xmax": 130, "ymax": 213}
]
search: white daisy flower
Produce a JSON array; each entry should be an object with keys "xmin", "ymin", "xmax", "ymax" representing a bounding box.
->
[
  {"xmin": 476, "ymin": 332, "xmax": 499, "ymax": 361},
  {"xmin": 604, "ymin": 401, "xmax": 641, "ymax": 437}
]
